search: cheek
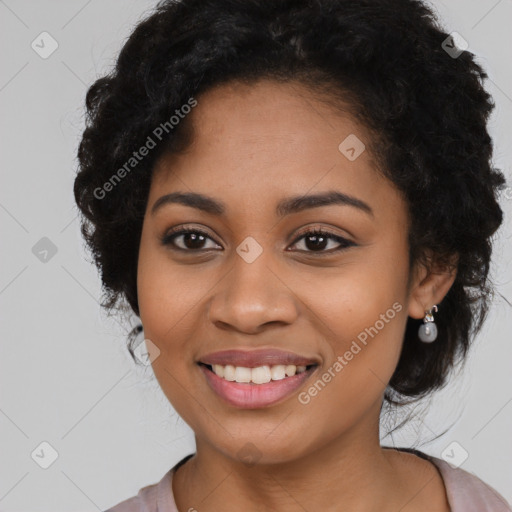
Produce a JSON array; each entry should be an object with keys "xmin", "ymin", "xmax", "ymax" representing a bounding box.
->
[
  {"xmin": 136, "ymin": 243, "xmax": 202, "ymax": 423},
  {"xmin": 289, "ymin": 245, "xmax": 409, "ymax": 398},
  {"xmin": 294, "ymin": 301, "xmax": 407, "ymax": 450},
  {"xmin": 137, "ymin": 229, "xmax": 206, "ymax": 344}
]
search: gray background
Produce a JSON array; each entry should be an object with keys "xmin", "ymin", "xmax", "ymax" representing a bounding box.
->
[{"xmin": 1, "ymin": 0, "xmax": 511, "ymax": 510}]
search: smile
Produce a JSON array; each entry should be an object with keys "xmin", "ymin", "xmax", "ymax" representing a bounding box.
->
[{"xmin": 198, "ymin": 362, "xmax": 318, "ymax": 409}]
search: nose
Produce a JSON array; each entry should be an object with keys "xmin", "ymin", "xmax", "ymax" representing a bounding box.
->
[{"xmin": 207, "ymin": 250, "xmax": 299, "ymax": 334}]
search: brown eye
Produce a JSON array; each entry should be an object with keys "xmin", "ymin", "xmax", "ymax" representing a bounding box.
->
[
  {"xmin": 160, "ymin": 226, "xmax": 355, "ymax": 255},
  {"xmin": 161, "ymin": 228, "xmax": 221, "ymax": 251},
  {"xmin": 290, "ymin": 229, "xmax": 355, "ymax": 253}
]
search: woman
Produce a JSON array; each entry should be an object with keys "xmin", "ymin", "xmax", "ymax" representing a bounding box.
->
[{"xmin": 73, "ymin": 0, "xmax": 511, "ymax": 510}]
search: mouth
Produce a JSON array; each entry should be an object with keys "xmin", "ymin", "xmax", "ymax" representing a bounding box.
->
[
  {"xmin": 197, "ymin": 362, "xmax": 318, "ymax": 383},
  {"xmin": 197, "ymin": 362, "xmax": 319, "ymax": 409}
]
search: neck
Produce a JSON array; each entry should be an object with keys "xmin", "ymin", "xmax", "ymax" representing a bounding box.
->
[{"xmin": 171, "ymin": 405, "xmax": 426, "ymax": 512}]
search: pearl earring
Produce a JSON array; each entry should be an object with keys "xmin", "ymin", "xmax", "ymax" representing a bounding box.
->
[{"xmin": 418, "ymin": 305, "xmax": 438, "ymax": 343}]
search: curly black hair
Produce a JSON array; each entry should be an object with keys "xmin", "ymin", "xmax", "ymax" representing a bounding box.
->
[{"xmin": 73, "ymin": 0, "xmax": 506, "ymax": 407}]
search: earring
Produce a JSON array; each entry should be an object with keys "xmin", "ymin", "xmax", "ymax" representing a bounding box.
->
[{"xmin": 418, "ymin": 305, "xmax": 438, "ymax": 343}]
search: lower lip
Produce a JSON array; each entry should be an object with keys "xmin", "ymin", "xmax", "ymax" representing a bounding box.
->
[{"xmin": 198, "ymin": 364, "xmax": 317, "ymax": 409}]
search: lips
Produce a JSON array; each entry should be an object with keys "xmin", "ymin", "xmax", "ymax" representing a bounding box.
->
[
  {"xmin": 197, "ymin": 348, "xmax": 320, "ymax": 368},
  {"xmin": 198, "ymin": 362, "xmax": 319, "ymax": 408}
]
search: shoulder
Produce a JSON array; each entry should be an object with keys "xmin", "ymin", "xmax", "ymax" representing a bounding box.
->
[
  {"xmin": 419, "ymin": 450, "xmax": 512, "ymax": 512},
  {"xmin": 102, "ymin": 454, "xmax": 194, "ymax": 512},
  {"xmin": 387, "ymin": 446, "xmax": 511, "ymax": 511},
  {"xmin": 103, "ymin": 477, "xmax": 161, "ymax": 512}
]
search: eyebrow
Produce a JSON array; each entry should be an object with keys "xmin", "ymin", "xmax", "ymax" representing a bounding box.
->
[{"xmin": 151, "ymin": 190, "xmax": 374, "ymax": 218}]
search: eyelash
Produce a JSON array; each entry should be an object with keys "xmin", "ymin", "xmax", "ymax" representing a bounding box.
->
[{"xmin": 161, "ymin": 226, "xmax": 356, "ymax": 255}]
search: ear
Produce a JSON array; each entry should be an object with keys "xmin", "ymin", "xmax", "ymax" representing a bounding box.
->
[{"xmin": 408, "ymin": 252, "xmax": 458, "ymax": 320}]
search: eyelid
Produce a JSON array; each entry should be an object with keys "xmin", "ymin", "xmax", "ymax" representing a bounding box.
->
[{"xmin": 291, "ymin": 224, "xmax": 353, "ymax": 242}]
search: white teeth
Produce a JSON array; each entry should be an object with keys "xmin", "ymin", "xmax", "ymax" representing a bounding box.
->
[
  {"xmin": 285, "ymin": 364, "xmax": 296, "ymax": 377},
  {"xmin": 223, "ymin": 365, "xmax": 236, "ymax": 381},
  {"xmin": 212, "ymin": 364, "xmax": 224, "ymax": 378},
  {"xmin": 234, "ymin": 366, "xmax": 252, "ymax": 383},
  {"xmin": 270, "ymin": 365, "xmax": 286, "ymax": 380},
  {"xmin": 208, "ymin": 363, "xmax": 312, "ymax": 383},
  {"xmin": 251, "ymin": 365, "xmax": 272, "ymax": 384}
]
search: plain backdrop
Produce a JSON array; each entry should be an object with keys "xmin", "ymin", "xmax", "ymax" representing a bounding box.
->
[{"xmin": 1, "ymin": 0, "xmax": 511, "ymax": 510}]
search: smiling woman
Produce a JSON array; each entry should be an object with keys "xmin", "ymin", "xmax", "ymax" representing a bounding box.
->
[{"xmin": 73, "ymin": 0, "xmax": 510, "ymax": 511}]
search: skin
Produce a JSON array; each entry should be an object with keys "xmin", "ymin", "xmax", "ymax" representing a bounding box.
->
[{"xmin": 137, "ymin": 79, "xmax": 456, "ymax": 512}]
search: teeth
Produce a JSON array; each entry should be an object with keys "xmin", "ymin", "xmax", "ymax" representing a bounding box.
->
[
  {"xmin": 223, "ymin": 365, "xmax": 236, "ymax": 381},
  {"xmin": 270, "ymin": 365, "xmax": 286, "ymax": 380},
  {"xmin": 234, "ymin": 366, "xmax": 252, "ymax": 383},
  {"xmin": 212, "ymin": 364, "xmax": 224, "ymax": 378},
  {"xmin": 285, "ymin": 364, "xmax": 296, "ymax": 377},
  {"xmin": 251, "ymin": 366, "xmax": 271, "ymax": 384},
  {"xmin": 207, "ymin": 363, "xmax": 311, "ymax": 383}
]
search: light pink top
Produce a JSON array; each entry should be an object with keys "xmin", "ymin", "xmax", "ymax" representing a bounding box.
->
[{"xmin": 104, "ymin": 449, "xmax": 512, "ymax": 511}]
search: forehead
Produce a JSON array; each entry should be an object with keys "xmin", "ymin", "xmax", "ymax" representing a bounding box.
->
[{"xmin": 149, "ymin": 79, "xmax": 404, "ymax": 223}]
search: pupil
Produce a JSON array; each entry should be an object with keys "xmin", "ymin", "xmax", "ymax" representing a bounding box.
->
[
  {"xmin": 184, "ymin": 233, "xmax": 205, "ymax": 249},
  {"xmin": 306, "ymin": 234, "xmax": 327, "ymax": 251}
]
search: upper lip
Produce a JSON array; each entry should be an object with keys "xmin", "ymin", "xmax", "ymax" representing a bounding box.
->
[{"xmin": 198, "ymin": 349, "xmax": 320, "ymax": 368}]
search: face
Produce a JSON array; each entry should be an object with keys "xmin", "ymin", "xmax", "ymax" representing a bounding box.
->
[{"xmin": 137, "ymin": 79, "xmax": 419, "ymax": 465}]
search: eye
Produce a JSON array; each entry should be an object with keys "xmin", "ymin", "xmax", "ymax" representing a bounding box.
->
[
  {"xmin": 161, "ymin": 226, "xmax": 356, "ymax": 254},
  {"xmin": 161, "ymin": 227, "xmax": 222, "ymax": 251},
  {"xmin": 289, "ymin": 228, "xmax": 356, "ymax": 254}
]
